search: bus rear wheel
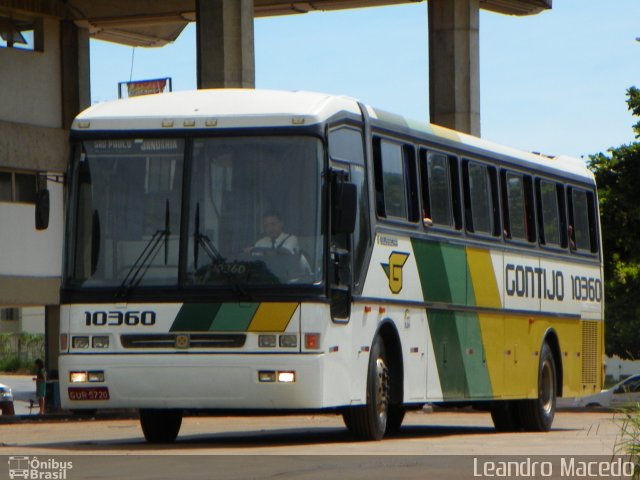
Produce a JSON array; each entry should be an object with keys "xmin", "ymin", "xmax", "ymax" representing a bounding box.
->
[
  {"xmin": 490, "ymin": 401, "xmax": 521, "ymax": 432},
  {"xmin": 518, "ymin": 342, "xmax": 557, "ymax": 432},
  {"xmin": 139, "ymin": 409, "xmax": 183, "ymax": 443},
  {"xmin": 345, "ymin": 336, "xmax": 390, "ymax": 441}
]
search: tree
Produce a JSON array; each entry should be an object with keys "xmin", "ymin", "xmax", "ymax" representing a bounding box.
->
[
  {"xmin": 628, "ymin": 86, "xmax": 640, "ymax": 138},
  {"xmin": 588, "ymin": 87, "xmax": 640, "ymax": 359}
]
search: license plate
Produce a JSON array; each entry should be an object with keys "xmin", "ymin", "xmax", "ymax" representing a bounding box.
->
[{"xmin": 68, "ymin": 387, "xmax": 110, "ymax": 401}]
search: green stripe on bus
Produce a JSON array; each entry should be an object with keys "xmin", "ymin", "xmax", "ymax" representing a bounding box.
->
[
  {"xmin": 210, "ymin": 303, "xmax": 259, "ymax": 331},
  {"xmin": 456, "ymin": 312, "xmax": 493, "ymax": 398},
  {"xmin": 412, "ymin": 239, "xmax": 450, "ymax": 303},
  {"xmin": 412, "ymin": 239, "xmax": 470, "ymax": 305},
  {"xmin": 170, "ymin": 303, "xmax": 222, "ymax": 332},
  {"xmin": 428, "ymin": 310, "xmax": 493, "ymax": 399},
  {"xmin": 414, "ymin": 239, "xmax": 493, "ymax": 398}
]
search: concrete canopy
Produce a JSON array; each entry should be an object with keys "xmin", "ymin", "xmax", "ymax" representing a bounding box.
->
[{"xmin": 4, "ymin": 0, "xmax": 551, "ymax": 48}]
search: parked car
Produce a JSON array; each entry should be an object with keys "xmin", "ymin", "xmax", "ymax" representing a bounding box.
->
[
  {"xmin": 569, "ymin": 374, "xmax": 640, "ymax": 408},
  {"xmin": 0, "ymin": 383, "xmax": 15, "ymax": 415}
]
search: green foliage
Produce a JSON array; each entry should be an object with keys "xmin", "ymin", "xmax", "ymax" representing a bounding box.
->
[
  {"xmin": 588, "ymin": 88, "xmax": 640, "ymax": 359},
  {"xmin": 0, "ymin": 333, "xmax": 44, "ymax": 372},
  {"xmin": 0, "ymin": 356, "xmax": 21, "ymax": 372},
  {"xmin": 614, "ymin": 405, "xmax": 640, "ymax": 479},
  {"xmin": 629, "ymin": 86, "xmax": 640, "ymax": 138}
]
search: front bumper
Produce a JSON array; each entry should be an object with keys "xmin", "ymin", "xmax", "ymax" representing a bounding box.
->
[{"xmin": 59, "ymin": 353, "xmax": 341, "ymax": 411}]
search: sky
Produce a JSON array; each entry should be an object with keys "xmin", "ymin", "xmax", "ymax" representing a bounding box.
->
[{"xmin": 89, "ymin": 0, "xmax": 640, "ymax": 161}]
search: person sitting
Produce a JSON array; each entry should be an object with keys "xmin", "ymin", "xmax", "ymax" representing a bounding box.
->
[{"xmin": 251, "ymin": 212, "xmax": 299, "ymax": 255}]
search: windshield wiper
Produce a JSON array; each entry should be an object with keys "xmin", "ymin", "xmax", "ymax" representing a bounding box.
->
[
  {"xmin": 192, "ymin": 203, "xmax": 251, "ymax": 299},
  {"xmin": 193, "ymin": 203, "xmax": 223, "ymax": 268},
  {"xmin": 117, "ymin": 200, "xmax": 170, "ymax": 298}
]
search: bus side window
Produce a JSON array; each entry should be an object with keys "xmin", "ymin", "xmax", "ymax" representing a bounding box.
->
[
  {"xmin": 373, "ymin": 137, "xmax": 419, "ymax": 223},
  {"xmin": 463, "ymin": 160, "xmax": 500, "ymax": 237},
  {"xmin": 568, "ymin": 187, "xmax": 597, "ymax": 253},
  {"xmin": 501, "ymin": 171, "xmax": 535, "ymax": 243},
  {"xmin": 420, "ymin": 149, "xmax": 454, "ymax": 228},
  {"xmin": 328, "ymin": 127, "xmax": 365, "ymax": 166},
  {"xmin": 536, "ymin": 179, "xmax": 567, "ymax": 249}
]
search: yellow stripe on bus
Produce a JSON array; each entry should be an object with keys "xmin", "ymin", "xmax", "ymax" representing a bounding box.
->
[
  {"xmin": 477, "ymin": 313, "xmax": 505, "ymax": 396},
  {"xmin": 247, "ymin": 302, "xmax": 298, "ymax": 332},
  {"xmin": 466, "ymin": 247, "xmax": 502, "ymax": 309}
]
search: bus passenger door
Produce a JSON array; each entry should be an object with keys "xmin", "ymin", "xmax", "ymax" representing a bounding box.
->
[
  {"xmin": 328, "ymin": 165, "xmax": 356, "ymax": 321},
  {"xmin": 327, "ymin": 125, "xmax": 370, "ymax": 322}
]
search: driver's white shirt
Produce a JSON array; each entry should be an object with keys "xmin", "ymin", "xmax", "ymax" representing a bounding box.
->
[{"xmin": 254, "ymin": 232, "xmax": 299, "ymax": 254}]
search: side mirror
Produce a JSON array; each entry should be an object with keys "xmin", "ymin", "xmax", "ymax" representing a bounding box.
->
[
  {"xmin": 35, "ymin": 189, "xmax": 50, "ymax": 230},
  {"xmin": 331, "ymin": 181, "xmax": 357, "ymax": 235}
]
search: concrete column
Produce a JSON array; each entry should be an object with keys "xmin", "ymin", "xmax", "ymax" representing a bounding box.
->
[
  {"xmin": 428, "ymin": 0, "xmax": 480, "ymax": 136},
  {"xmin": 196, "ymin": 0, "xmax": 255, "ymax": 89},
  {"xmin": 45, "ymin": 305, "xmax": 60, "ymax": 411},
  {"xmin": 60, "ymin": 20, "xmax": 91, "ymax": 129},
  {"xmin": 44, "ymin": 305, "xmax": 59, "ymax": 374}
]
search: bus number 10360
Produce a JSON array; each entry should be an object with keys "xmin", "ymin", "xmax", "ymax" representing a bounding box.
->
[{"xmin": 84, "ymin": 311, "xmax": 156, "ymax": 326}]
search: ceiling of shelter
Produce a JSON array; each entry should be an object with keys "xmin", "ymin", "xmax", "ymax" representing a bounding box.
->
[{"xmin": 0, "ymin": 0, "xmax": 552, "ymax": 48}]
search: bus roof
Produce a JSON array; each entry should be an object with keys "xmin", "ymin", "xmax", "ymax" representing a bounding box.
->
[
  {"xmin": 73, "ymin": 89, "xmax": 593, "ymax": 184},
  {"xmin": 74, "ymin": 89, "xmax": 361, "ymax": 131}
]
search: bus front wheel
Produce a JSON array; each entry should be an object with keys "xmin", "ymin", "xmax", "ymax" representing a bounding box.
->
[
  {"xmin": 139, "ymin": 409, "xmax": 183, "ymax": 443},
  {"xmin": 345, "ymin": 336, "xmax": 390, "ymax": 441}
]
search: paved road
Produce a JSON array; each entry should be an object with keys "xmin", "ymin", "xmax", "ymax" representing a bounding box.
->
[
  {"xmin": 0, "ymin": 410, "xmax": 624, "ymax": 478},
  {"xmin": 0, "ymin": 376, "xmax": 627, "ymax": 479}
]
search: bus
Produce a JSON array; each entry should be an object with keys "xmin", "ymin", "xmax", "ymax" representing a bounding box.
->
[{"xmin": 59, "ymin": 89, "xmax": 603, "ymax": 442}]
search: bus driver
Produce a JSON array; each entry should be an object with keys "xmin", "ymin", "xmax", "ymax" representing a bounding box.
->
[{"xmin": 249, "ymin": 212, "xmax": 300, "ymax": 255}]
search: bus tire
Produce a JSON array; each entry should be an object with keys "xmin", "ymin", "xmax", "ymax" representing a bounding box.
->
[
  {"xmin": 348, "ymin": 336, "xmax": 390, "ymax": 441},
  {"xmin": 518, "ymin": 342, "xmax": 557, "ymax": 432},
  {"xmin": 139, "ymin": 409, "xmax": 183, "ymax": 443},
  {"xmin": 385, "ymin": 405, "xmax": 406, "ymax": 434},
  {"xmin": 490, "ymin": 401, "xmax": 521, "ymax": 432}
]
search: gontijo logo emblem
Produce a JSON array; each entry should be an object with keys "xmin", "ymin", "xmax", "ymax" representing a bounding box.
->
[{"xmin": 381, "ymin": 251, "xmax": 410, "ymax": 294}]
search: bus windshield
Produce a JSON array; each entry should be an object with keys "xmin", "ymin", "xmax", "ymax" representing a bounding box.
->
[{"xmin": 67, "ymin": 136, "xmax": 324, "ymax": 291}]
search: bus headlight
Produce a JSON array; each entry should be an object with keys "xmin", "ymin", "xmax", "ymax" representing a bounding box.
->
[
  {"xmin": 258, "ymin": 335, "xmax": 277, "ymax": 348},
  {"xmin": 277, "ymin": 371, "xmax": 296, "ymax": 383},
  {"xmin": 258, "ymin": 371, "xmax": 276, "ymax": 382},
  {"xmin": 88, "ymin": 371, "xmax": 105, "ymax": 382},
  {"xmin": 70, "ymin": 371, "xmax": 88, "ymax": 383},
  {"xmin": 72, "ymin": 336, "xmax": 89, "ymax": 349},
  {"xmin": 92, "ymin": 336, "xmax": 109, "ymax": 348},
  {"xmin": 279, "ymin": 334, "xmax": 297, "ymax": 348}
]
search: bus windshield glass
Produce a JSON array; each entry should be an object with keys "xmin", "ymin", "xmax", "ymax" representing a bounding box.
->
[
  {"xmin": 187, "ymin": 136, "xmax": 323, "ymax": 287},
  {"xmin": 66, "ymin": 136, "xmax": 324, "ymax": 290}
]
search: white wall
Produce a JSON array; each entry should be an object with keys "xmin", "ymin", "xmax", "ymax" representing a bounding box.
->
[
  {"xmin": 20, "ymin": 307, "xmax": 45, "ymax": 334},
  {"xmin": 0, "ymin": 180, "xmax": 63, "ymax": 277},
  {"xmin": 606, "ymin": 355, "xmax": 640, "ymax": 381}
]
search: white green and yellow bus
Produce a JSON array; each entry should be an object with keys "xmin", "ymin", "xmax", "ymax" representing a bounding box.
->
[{"xmin": 59, "ymin": 89, "xmax": 603, "ymax": 442}]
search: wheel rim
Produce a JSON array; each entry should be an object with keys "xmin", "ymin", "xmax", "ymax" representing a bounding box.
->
[
  {"xmin": 375, "ymin": 356, "xmax": 390, "ymax": 424},
  {"xmin": 540, "ymin": 358, "xmax": 555, "ymax": 415}
]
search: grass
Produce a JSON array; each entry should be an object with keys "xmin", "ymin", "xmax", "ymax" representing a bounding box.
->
[
  {"xmin": 0, "ymin": 355, "xmax": 34, "ymax": 373},
  {"xmin": 0, "ymin": 333, "xmax": 44, "ymax": 373},
  {"xmin": 614, "ymin": 404, "xmax": 640, "ymax": 480}
]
